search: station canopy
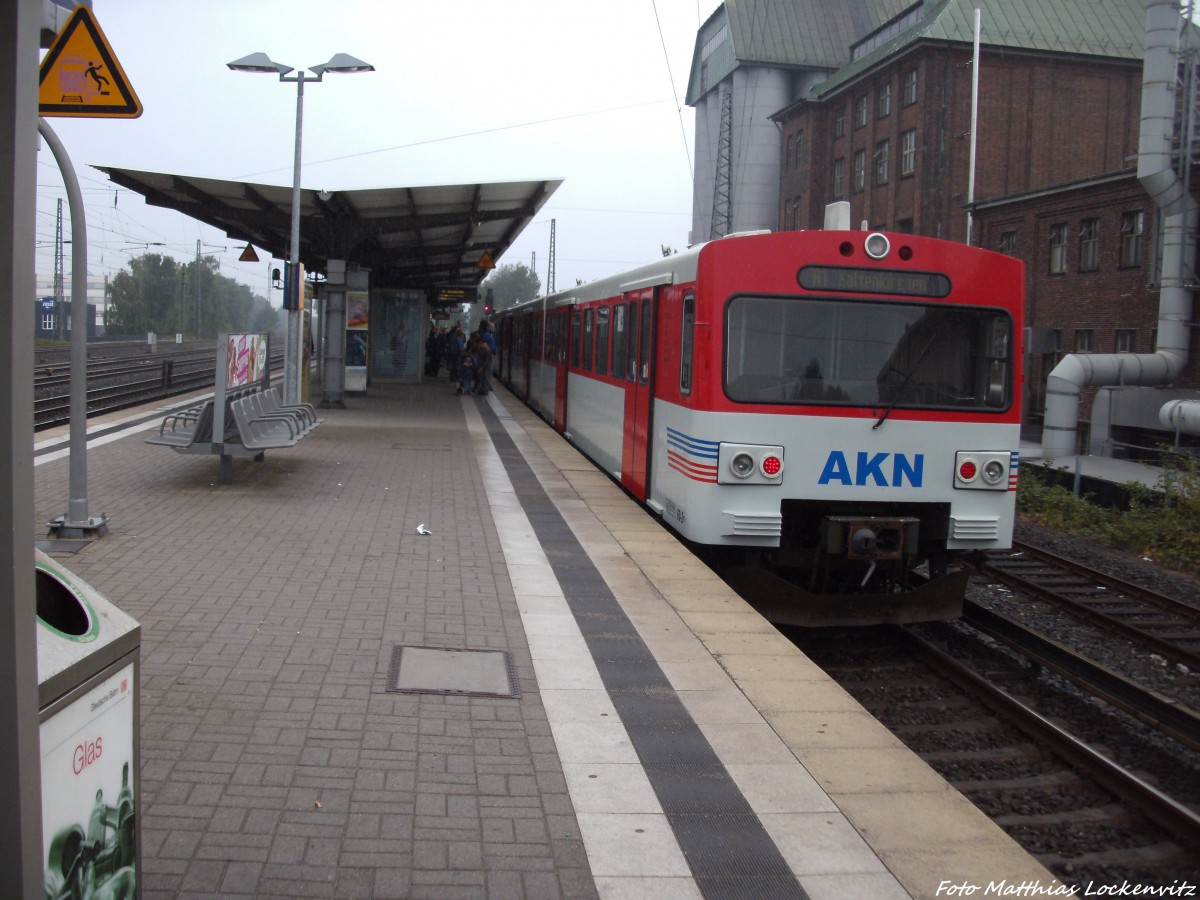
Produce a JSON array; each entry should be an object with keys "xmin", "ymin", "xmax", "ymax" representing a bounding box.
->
[{"xmin": 95, "ymin": 166, "xmax": 561, "ymax": 294}]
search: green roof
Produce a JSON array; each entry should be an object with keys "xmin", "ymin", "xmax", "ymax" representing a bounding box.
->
[
  {"xmin": 811, "ymin": 0, "xmax": 1145, "ymax": 98},
  {"xmin": 687, "ymin": 0, "xmax": 911, "ymax": 104},
  {"xmin": 688, "ymin": 0, "xmax": 1150, "ymax": 105}
]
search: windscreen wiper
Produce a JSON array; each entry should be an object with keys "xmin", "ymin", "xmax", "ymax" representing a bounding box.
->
[{"xmin": 873, "ymin": 334, "xmax": 937, "ymax": 430}]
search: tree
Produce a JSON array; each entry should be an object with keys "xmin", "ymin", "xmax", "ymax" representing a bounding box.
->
[
  {"xmin": 481, "ymin": 262, "xmax": 540, "ymax": 312},
  {"xmin": 107, "ymin": 252, "xmax": 279, "ymax": 339}
]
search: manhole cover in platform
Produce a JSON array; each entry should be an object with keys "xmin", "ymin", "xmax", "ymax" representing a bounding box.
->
[{"xmin": 387, "ymin": 646, "xmax": 520, "ymax": 699}]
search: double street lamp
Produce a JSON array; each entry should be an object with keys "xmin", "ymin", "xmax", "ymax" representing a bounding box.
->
[{"xmin": 227, "ymin": 52, "xmax": 374, "ymax": 406}]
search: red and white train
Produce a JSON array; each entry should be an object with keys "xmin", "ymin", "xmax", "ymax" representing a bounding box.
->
[{"xmin": 495, "ymin": 225, "xmax": 1024, "ymax": 625}]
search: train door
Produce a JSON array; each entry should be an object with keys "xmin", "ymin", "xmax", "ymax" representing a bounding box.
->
[
  {"xmin": 621, "ymin": 290, "xmax": 654, "ymax": 499},
  {"xmin": 553, "ymin": 309, "xmax": 568, "ymax": 430}
]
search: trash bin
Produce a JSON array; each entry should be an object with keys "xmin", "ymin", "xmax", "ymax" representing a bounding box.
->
[{"xmin": 36, "ymin": 549, "xmax": 140, "ymax": 900}]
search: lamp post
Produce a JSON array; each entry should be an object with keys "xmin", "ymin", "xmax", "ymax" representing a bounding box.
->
[{"xmin": 227, "ymin": 52, "xmax": 373, "ymax": 405}]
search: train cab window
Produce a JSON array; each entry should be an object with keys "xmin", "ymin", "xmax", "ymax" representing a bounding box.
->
[
  {"xmin": 583, "ymin": 309, "xmax": 594, "ymax": 371},
  {"xmin": 639, "ymin": 300, "xmax": 652, "ymax": 384},
  {"xmin": 570, "ymin": 309, "xmax": 582, "ymax": 368},
  {"xmin": 680, "ymin": 293, "xmax": 695, "ymax": 394},
  {"xmin": 612, "ymin": 304, "xmax": 627, "ymax": 375},
  {"xmin": 724, "ymin": 295, "xmax": 1013, "ymax": 411},
  {"xmin": 626, "ymin": 302, "xmax": 640, "ymax": 381},
  {"xmin": 595, "ymin": 306, "xmax": 610, "ymax": 376}
]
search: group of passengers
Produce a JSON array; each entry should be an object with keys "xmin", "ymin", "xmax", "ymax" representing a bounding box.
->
[{"xmin": 426, "ymin": 320, "xmax": 496, "ymax": 395}]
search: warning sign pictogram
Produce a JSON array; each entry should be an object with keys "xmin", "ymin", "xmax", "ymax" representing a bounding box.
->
[
  {"xmin": 477, "ymin": 252, "xmax": 496, "ymax": 270},
  {"xmin": 39, "ymin": 6, "xmax": 142, "ymax": 118}
]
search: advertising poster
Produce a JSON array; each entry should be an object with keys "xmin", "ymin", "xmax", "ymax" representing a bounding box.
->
[
  {"xmin": 345, "ymin": 291, "xmax": 370, "ymax": 391},
  {"xmin": 41, "ymin": 663, "xmax": 137, "ymax": 900},
  {"xmin": 226, "ymin": 332, "xmax": 268, "ymax": 388}
]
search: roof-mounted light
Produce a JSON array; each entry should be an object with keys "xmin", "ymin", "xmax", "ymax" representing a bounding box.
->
[{"xmin": 864, "ymin": 232, "xmax": 891, "ymax": 260}]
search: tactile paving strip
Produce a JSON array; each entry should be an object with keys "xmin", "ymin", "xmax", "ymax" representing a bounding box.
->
[{"xmin": 477, "ymin": 398, "xmax": 808, "ymax": 900}]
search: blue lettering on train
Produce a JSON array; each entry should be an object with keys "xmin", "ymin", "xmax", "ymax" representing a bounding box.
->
[{"xmin": 817, "ymin": 451, "xmax": 924, "ymax": 487}]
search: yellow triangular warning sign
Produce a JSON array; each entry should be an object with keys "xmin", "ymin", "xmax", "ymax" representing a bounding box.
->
[
  {"xmin": 477, "ymin": 252, "xmax": 496, "ymax": 270},
  {"xmin": 39, "ymin": 7, "xmax": 142, "ymax": 119}
]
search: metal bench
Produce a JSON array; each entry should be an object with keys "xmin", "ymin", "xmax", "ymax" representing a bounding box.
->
[
  {"xmin": 229, "ymin": 394, "xmax": 302, "ymax": 451},
  {"xmin": 144, "ymin": 399, "xmax": 215, "ymax": 450}
]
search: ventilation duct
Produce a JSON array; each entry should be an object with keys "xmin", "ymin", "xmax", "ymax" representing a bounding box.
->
[{"xmin": 1041, "ymin": 0, "xmax": 1199, "ymax": 456}]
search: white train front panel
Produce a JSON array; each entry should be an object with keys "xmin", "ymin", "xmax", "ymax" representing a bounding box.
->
[{"xmin": 648, "ymin": 400, "xmax": 1018, "ymax": 551}]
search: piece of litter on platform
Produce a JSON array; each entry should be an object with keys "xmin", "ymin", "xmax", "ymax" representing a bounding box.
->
[{"xmin": 417, "ymin": 524, "xmax": 432, "ymax": 535}]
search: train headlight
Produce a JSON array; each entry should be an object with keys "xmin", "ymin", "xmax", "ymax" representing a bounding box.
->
[
  {"xmin": 864, "ymin": 232, "xmax": 891, "ymax": 259},
  {"xmin": 981, "ymin": 459, "xmax": 1006, "ymax": 485},
  {"xmin": 730, "ymin": 452, "xmax": 756, "ymax": 479},
  {"xmin": 954, "ymin": 451, "xmax": 1012, "ymax": 491},
  {"xmin": 718, "ymin": 443, "xmax": 786, "ymax": 484}
]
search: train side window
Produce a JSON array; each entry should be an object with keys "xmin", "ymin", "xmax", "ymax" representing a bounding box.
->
[
  {"xmin": 639, "ymin": 299, "xmax": 652, "ymax": 384},
  {"xmin": 680, "ymin": 293, "xmax": 695, "ymax": 394},
  {"xmin": 583, "ymin": 308, "xmax": 594, "ymax": 371},
  {"xmin": 612, "ymin": 304, "xmax": 627, "ymax": 375},
  {"xmin": 627, "ymin": 301, "xmax": 640, "ymax": 381},
  {"xmin": 595, "ymin": 306, "xmax": 610, "ymax": 376},
  {"xmin": 570, "ymin": 309, "xmax": 582, "ymax": 368}
]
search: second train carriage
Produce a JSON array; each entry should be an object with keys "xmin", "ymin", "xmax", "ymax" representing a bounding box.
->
[{"xmin": 495, "ymin": 225, "xmax": 1024, "ymax": 625}]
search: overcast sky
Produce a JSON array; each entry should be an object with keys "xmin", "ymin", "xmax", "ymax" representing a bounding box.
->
[{"xmin": 36, "ymin": 0, "xmax": 712, "ymax": 303}]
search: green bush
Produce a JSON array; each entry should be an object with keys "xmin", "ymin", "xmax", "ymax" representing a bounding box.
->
[{"xmin": 1017, "ymin": 455, "xmax": 1200, "ymax": 575}]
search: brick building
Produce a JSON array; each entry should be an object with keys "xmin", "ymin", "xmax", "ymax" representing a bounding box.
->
[{"xmin": 688, "ymin": 0, "xmax": 1200, "ymax": 453}]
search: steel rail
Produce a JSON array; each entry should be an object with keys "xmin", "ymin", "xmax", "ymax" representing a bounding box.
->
[
  {"xmin": 964, "ymin": 600, "xmax": 1200, "ymax": 752},
  {"xmin": 980, "ymin": 545, "xmax": 1200, "ymax": 671},
  {"xmin": 898, "ymin": 625, "xmax": 1200, "ymax": 851}
]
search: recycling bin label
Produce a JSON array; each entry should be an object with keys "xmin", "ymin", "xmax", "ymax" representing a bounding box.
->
[{"xmin": 41, "ymin": 661, "xmax": 137, "ymax": 899}]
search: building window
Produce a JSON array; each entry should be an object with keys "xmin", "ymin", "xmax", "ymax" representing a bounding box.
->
[
  {"xmin": 854, "ymin": 95, "xmax": 868, "ymax": 128},
  {"xmin": 1074, "ymin": 329, "xmax": 1094, "ymax": 352},
  {"xmin": 903, "ymin": 69, "xmax": 918, "ymax": 105},
  {"xmin": 875, "ymin": 139, "xmax": 889, "ymax": 184},
  {"xmin": 853, "ymin": 149, "xmax": 866, "ymax": 191},
  {"xmin": 41, "ymin": 312, "xmax": 55, "ymax": 331},
  {"xmin": 1120, "ymin": 211, "xmax": 1143, "ymax": 267},
  {"xmin": 999, "ymin": 230, "xmax": 1017, "ymax": 255},
  {"xmin": 1079, "ymin": 218, "xmax": 1100, "ymax": 272},
  {"xmin": 1116, "ymin": 329, "xmax": 1137, "ymax": 353},
  {"xmin": 878, "ymin": 83, "xmax": 891, "ymax": 118},
  {"xmin": 792, "ymin": 129, "xmax": 803, "ymax": 171},
  {"xmin": 901, "ymin": 129, "xmax": 916, "ymax": 174},
  {"xmin": 1049, "ymin": 223, "xmax": 1068, "ymax": 274},
  {"xmin": 832, "ymin": 158, "xmax": 845, "ymax": 197},
  {"xmin": 833, "ymin": 106, "xmax": 846, "ymax": 138}
]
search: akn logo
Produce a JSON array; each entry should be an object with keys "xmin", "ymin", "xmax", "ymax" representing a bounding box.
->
[{"xmin": 818, "ymin": 451, "xmax": 924, "ymax": 487}]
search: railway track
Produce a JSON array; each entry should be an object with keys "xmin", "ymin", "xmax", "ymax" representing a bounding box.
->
[
  {"xmin": 775, "ymin": 531, "xmax": 1200, "ymax": 886},
  {"xmin": 789, "ymin": 621, "xmax": 1200, "ymax": 887},
  {"xmin": 979, "ymin": 540, "xmax": 1200, "ymax": 672},
  {"xmin": 33, "ymin": 343, "xmax": 284, "ymax": 430}
]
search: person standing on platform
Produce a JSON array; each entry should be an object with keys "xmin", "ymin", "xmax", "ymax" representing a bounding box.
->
[
  {"xmin": 474, "ymin": 328, "xmax": 493, "ymax": 396},
  {"xmin": 477, "ymin": 320, "xmax": 497, "ymax": 395},
  {"xmin": 448, "ymin": 324, "xmax": 465, "ymax": 384}
]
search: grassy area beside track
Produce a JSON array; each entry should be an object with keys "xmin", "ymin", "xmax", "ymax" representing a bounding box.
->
[{"xmin": 1018, "ymin": 455, "xmax": 1200, "ymax": 576}]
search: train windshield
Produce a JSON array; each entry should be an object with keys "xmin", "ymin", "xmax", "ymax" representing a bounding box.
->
[{"xmin": 725, "ymin": 295, "xmax": 1012, "ymax": 410}]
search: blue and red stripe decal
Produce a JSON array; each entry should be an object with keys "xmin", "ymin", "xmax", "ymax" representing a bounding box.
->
[{"xmin": 666, "ymin": 428, "xmax": 719, "ymax": 483}]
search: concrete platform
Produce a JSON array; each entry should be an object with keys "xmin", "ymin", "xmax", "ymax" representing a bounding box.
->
[{"xmin": 32, "ymin": 380, "xmax": 1056, "ymax": 899}]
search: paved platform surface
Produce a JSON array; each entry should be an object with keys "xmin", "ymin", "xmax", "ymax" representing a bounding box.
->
[{"xmin": 33, "ymin": 380, "xmax": 1055, "ymax": 899}]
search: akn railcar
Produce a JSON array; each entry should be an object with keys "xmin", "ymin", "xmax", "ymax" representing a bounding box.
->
[{"xmin": 494, "ymin": 225, "xmax": 1023, "ymax": 625}]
